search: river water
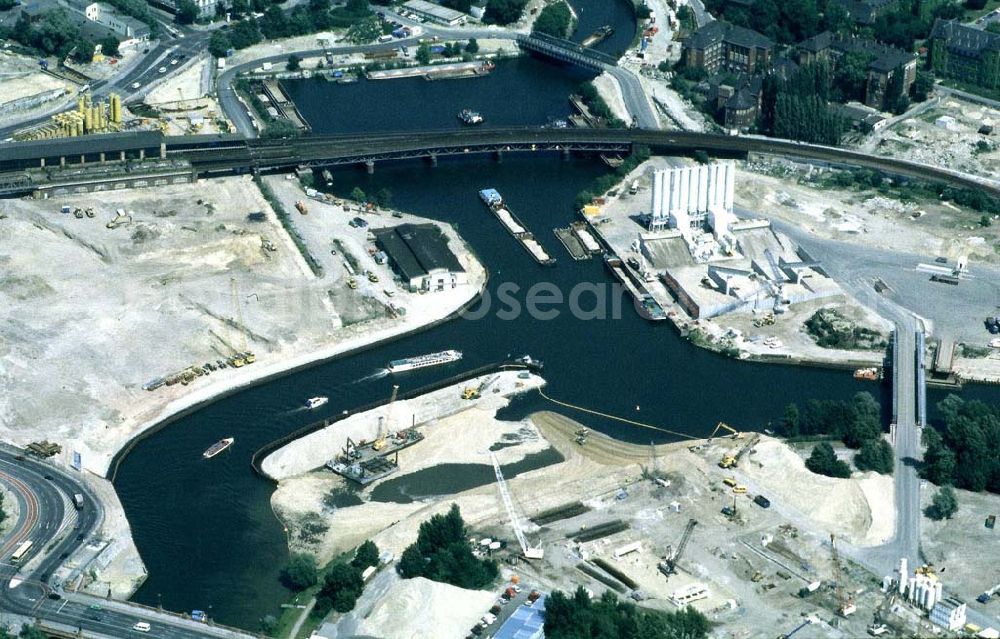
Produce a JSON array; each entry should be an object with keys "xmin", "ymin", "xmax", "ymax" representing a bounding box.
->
[{"xmin": 112, "ymin": 14, "xmax": 1000, "ymax": 631}]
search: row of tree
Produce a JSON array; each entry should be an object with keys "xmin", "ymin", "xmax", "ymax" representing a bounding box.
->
[
  {"xmin": 280, "ymin": 539, "xmax": 381, "ymax": 616},
  {"xmin": 703, "ymin": 0, "xmax": 850, "ymax": 44},
  {"xmin": 922, "ymin": 395, "xmax": 1000, "ymax": 494},
  {"xmin": 781, "ymin": 392, "xmax": 894, "ymax": 476},
  {"xmin": 545, "ymin": 587, "xmax": 710, "ymax": 639}
]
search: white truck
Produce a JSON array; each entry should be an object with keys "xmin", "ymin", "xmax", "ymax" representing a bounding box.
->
[{"xmin": 217, "ymin": 58, "xmax": 226, "ymax": 71}]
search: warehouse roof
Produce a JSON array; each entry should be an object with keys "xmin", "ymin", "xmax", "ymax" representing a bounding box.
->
[
  {"xmin": 402, "ymin": 0, "xmax": 466, "ymax": 23},
  {"xmin": 494, "ymin": 596, "xmax": 546, "ymax": 639},
  {"xmin": 373, "ymin": 223, "xmax": 464, "ymax": 283}
]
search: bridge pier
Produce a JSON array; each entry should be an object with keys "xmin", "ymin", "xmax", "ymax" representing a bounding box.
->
[
  {"xmin": 494, "ymin": 150, "xmax": 502, "ymax": 163},
  {"xmin": 562, "ymin": 148, "xmax": 571, "ymax": 161},
  {"xmin": 365, "ymin": 160, "xmax": 375, "ymax": 175},
  {"xmin": 427, "ymin": 154, "xmax": 438, "ymax": 167}
]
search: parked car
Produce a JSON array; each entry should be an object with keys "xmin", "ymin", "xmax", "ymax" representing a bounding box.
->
[{"xmin": 754, "ymin": 495, "xmax": 771, "ymax": 508}]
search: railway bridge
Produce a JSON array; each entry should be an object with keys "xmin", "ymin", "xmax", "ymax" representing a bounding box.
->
[
  {"xmin": 2, "ymin": 129, "xmax": 1000, "ymax": 198},
  {"xmin": 515, "ymin": 33, "xmax": 618, "ymax": 72}
]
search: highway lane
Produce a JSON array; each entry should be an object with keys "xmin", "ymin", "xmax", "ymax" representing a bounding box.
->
[{"xmin": 0, "ymin": 449, "xmax": 255, "ymax": 639}]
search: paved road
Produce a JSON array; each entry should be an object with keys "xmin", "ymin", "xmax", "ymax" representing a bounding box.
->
[{"xmin": 0, "ymin": 448, "xmax": 254, "ymax": 639}]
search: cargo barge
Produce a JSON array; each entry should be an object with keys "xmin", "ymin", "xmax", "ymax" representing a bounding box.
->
[
  {"xmin": 603, "ymin": 254, "xmax": 666, "ymax": 321},
  {"xmin": 581, "ymin": 25, "xmax": 614, "ymax": 48},
  {"xmin": 479, "ymin": 189, "xmax": 556, "ymax": 266},
  {"xmin": 554, "ymin": 221, "xmax": 603, "ymax": 260},
  {"xmin": 325, "ymin": 428, "xmax": 425, "ymax": 485}
]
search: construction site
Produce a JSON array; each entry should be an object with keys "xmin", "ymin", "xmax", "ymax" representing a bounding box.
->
[{"xmin": 271, "ymin": 366, "xmax": 980, "ymax": 639}]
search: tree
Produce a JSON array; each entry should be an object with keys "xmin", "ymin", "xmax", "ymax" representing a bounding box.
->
[
  {"xmin": 18, "ymin": 627, "xmax": 47, "ymax": 639},
  {"xmin": 99, "ymin": 35, "xmax": 120, "ymax": 57},
  {"xmin": 315, "ymin": 562, "xmax": 363, "ymax": 614},
  {"xmin": 465, "ymin": 38, "xmax": 479, "ymax": 54},
  {"xmin": 261, "ymin": 119, "xmax": 301, "ymax": 138},
  {"xmin": 209, "ymin": 31, "xmax": 231, "ymax": 58},
  {"xmin": 352, "ymin": 540, "xmax": 380, "ymax": 570},
  {"xmin": 966, "ymin": 0, "xmax": 988, "ymax": 9},
  {"xmin": 231, "ymin": 0, "xmax": 250, "ymax": 17},
  {"xmin": 805, "ymin": 442, "xmax": 851, "ymax": 478},
  {"xmin": 260, "ymin": 4, "xmax": 289, "ymax": 38},
  {"xmin": 911, "ymin": 70, "xmax": 934, "ymax": 102},
  {"xmin": 375, "ymin": 188, "xmax": 393, "ymax": 209},
  {"xmin": 70, "ymin": 38, "xmax": 95, "ymax": 63},
  {"xmin": 176, "ymin": 0, "xmax": 199, "ymax": 24},
  {"xmin": 544, "ymin": 586, "xmax": 710, "ymax": 639},
  {"xmin": 925, "ymin": 485, "xmax": 958, "ymax": 520},
  {"xmin": 281, "ymin": 552, "xmax": 318, "ymax": 590},
  {"xmin": 350, "ymin": 187, "xmax": 367, "ymax": 203},
  {"xmin": 484, "ymin": 0, "xmax": 528, "ymax": 25},
  {"xmin": 441, "ymin": 0, "xmax": 472, "ymax": 11},
  {"xmin": 286, "ymin": 53, "xmax": 301, "ymax": 70},
  {"xmin": 921, "ymin": 426, "xmax": 957, "ymax": 486},
  {"xmin": 532, "ymin": 1, "xmax": 572, "ymax": 38},
  {"xmin": 229, "ymin": 18, "xmax": 262, "ymax": 49},
  {"xmin": 842, "ymin": 392, "xmax": 881, "ymax": 449},
  {"xmin": 345, "ymin": 15, "xmax": 381, "ymax": 43},
  {"xmin": 780, "ymin": 403, "xmax": 801, "ymax": 438},
  {"xmin": 396, "ymin": 504, "xmax": 499, "ymax": 589},
  {"xmin": 833, "ymin": 52, "xmax": 874, "ymax": 103},
  {"xmin": 415, "ymin": 42, "xmax": 432, "ymax": 64},
  {"xmin": 854, "ymin": 438, "xmax": 894, "ymax": 474}
]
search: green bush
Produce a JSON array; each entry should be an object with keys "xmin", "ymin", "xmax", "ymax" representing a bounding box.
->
[
  {"xmin": 925, "ymin": 485, "xmax": 958, "ymax": 520},
  {"xmin": 545, "ymin": 587, "xmax": 710, "ymax": 638},
  {"xmin": 281, "ymin": 552, "xmax": 318, "ymax": 590},
  {"xmin": 315, "ymin": 562, "xmax": 363, "ymax": 614},
  {"xmin": 532, "ymin": 1, "xmax": 572, "ymax": 37},
  {"xmin": 854, "ymin": 438, "xmax": 894, "ymax": 474},
  {"xmin": 805, "ymin": 442, "xmax": 851, "ymax": 478}
]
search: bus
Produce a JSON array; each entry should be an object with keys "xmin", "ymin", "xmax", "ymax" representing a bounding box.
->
[{"xmin": 10, "ymin": 540, "xmax": 32, "ymax": 564}]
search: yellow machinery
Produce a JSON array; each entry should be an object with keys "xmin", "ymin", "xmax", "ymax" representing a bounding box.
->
[
  {"xmin": 461, "ymin": 387, "xmax": 480, "ymax": 400},
  {"xmin": 372, "ymin": 385, "xmax": 398, "ymax": 451},
  {"xmin": 18, "ymin": 91, "xmax": 124, "ymax": 141},
  {"xmin": 708, "ymin": 422, "xmax": 743, "ymax": 442},
  {"xmin": 719, "ymin": 433, "xmax": 760, "ymax": 469}
]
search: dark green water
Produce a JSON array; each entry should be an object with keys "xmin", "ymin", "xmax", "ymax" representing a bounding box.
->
[{"xmin": 111, "ymin": 47, "xmax": 1000, "ymax": 633}]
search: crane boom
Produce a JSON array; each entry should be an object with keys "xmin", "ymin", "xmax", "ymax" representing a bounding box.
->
[
  {"xmin": 830, "ymin": 534, "xmax": 856, "ymax": 616},
  {"xmin": 490, "ymin": 452, "xmax": 543, "ymax": 560}
]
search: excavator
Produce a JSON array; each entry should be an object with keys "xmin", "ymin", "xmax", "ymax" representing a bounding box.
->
[
  {"xmin": 719, "ymin": 432, "xmax": 761, "ymax": 469},
  {"xmin": 707, "ymin": 422, "xmax": 743, "ymax": 442}
]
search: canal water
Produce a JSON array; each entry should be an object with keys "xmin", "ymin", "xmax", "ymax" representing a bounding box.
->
[{"xmin": 112, "ymin": 60, "xmax": 1000, "ymax": 631}]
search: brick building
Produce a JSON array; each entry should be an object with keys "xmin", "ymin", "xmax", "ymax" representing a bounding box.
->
[
  {"xmin": 682, "ymin": 21, "xmax": 773, "ymax": 75},
  {"xmin": 929, "ymin": 19, "xmax": 1000, "ymax": 92}
]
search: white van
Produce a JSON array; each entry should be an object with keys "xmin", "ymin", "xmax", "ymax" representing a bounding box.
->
[{"xmin": 132, "ymin": 622, "xmax": 151, "ymax": 633}]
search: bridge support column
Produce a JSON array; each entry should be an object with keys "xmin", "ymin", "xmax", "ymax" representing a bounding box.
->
[
  {"xmin": 562, "ymin": 148, "xmax": 571, "ymax": 161},
  {"xmin": 139, "ymin": 149, "xmax": 145, "ymax": 160},
  {"xmin": 428, "ymin": 154, "xmax": 438, "ymax": 167},
  {"xmin": 99, "ymin": 152, "xmax": 106, "ymax": 164},
  {"xmin": 60, "ymin": 156, "xmax": 65, "ymax": 168},
  {"xmin": 365, "ymin": 160, "xmax": 375, "ymax": 175},
  {"xmin": 120, "ymin": 151, "xmax": 126, "ymax": 162},
  {"xmin": 160, "ymin": 142, "xmax": 166, "ymax": 159},
  {"xmin": 79, "ymin": 154, "xmax": 85, "ymax": 165},
  {"xmin": 494, "ymin": 150, "xmax": 503, "ymax": 163},
  {"xmin": 39, "ymin": 158, "xmax": 45, "ymax": 168}
]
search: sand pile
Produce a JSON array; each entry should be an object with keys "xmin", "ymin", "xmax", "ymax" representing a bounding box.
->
[
  {"xmin": 330, "ymin": 574, "xmax": 495, "ymax": 639},
  {"xmin": 745, "ymin": 438, "xmax": 894, "ymax": 545}
]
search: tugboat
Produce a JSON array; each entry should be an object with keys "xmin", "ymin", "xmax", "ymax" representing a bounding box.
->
[
  {"xmin": 203, "ymin": 437, "xmax": 234, "ymax": 459},
  {"xmin": 306, "ymin": 396, "xmax": 329, "ymax": 409},
  {"xmin": 457, "ymin": 109, "xmax": 484, "ymax": 125}
]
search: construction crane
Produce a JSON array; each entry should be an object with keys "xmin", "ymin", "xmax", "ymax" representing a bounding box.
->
[
  {"xmin": 230, "ymin": 277, "xmax": 255, "ymax": 366},
  {"xmin": 490, "ymin": 452, "xmax": 543, "ymax": 560},
  {"xmin": 659, "ymin": 519, "xmax": 697, "ymax": 577},
  {"xmin": 719, "ymin": 433, "xmax": 761, "ymax": 469},
  {"xmin": 708, "ymin": 422, "xmax": 743, "ymax": 442},
  {"xmin": 829, "ymin": 534, "xmax": 856, "ymax": 616},
  {"xmin": 373, "ymin": 385, "xmax": 398, "ymax": 452}
]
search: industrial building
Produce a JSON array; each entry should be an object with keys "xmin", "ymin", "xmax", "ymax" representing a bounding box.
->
[
  {"xmin": 930, "ymin": 597, "xmax": 967, "ymax": 631},
  {"xmin": 401, "ymin": 0, "xmax": 467, "ymax": 26},
  {"xmin": 649, "ymin": 161, "xmax": 738, "ymax": 261},
  {"xmin": 493, "ymin": 595, "xmax": 545, "ymax": 639},
  {"xmin": 83, "ymin": 2, "xmax": 149, "ymax": 40},
  {"xmin": 372, "ymin": 223, "xmax": 467, "ymax": 292}
]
